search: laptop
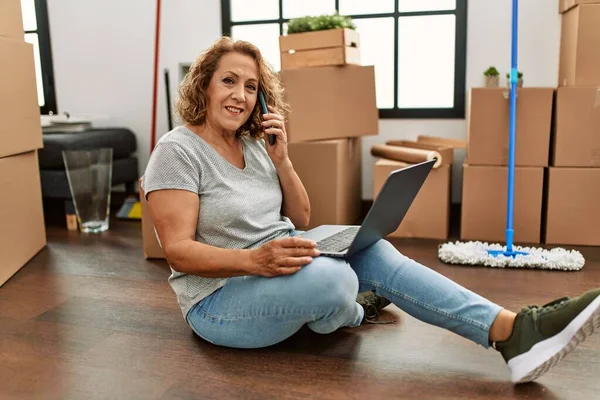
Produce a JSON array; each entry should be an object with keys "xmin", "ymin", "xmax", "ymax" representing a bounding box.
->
[{"xmin": 300, "ymin": 159, "xmax": 435, "ymax": 258}]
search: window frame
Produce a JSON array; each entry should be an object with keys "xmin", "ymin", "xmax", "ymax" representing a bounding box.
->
[
  {"xmin": 221, "ymin": 0, "xmax": 467, "ymax": 119},
  {"xmin": 24, "ymin": 0, "xmax": 57, "ymax": 115}
]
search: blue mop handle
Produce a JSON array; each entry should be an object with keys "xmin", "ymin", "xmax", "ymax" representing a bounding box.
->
[{"xmin": 506, "ymin": 0, "xmax": 519, "ymax": 252}]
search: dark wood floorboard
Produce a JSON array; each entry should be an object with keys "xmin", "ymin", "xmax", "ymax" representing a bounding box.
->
[{"xmin": 2, "ymin": 216, "xmax": 600, "ymax": 399}]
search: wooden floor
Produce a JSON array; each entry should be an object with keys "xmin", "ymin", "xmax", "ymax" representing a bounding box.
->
[{"xmin": 2, "ymin": 217, "xmax": 600, "ymax": 400}]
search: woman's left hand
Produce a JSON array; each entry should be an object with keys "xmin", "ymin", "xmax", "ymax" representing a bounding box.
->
[{"xmin": 262, "ymin": 105, "xmax": 289, "ymax": 167}]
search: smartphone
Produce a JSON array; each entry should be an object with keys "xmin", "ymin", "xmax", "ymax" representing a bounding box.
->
[{"xmin": 258, "ymin": 90, "xmax": 276, "ymax": 145}]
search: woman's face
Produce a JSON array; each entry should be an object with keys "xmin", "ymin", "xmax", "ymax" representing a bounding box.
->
[{"xmin": 206, "ymin": 52, "xmax": 259, "ymax": 134}]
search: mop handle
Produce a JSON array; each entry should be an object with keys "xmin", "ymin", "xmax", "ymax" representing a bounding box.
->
[{"xmin": 506, "ymin": 0, "xmax": 519, "ymax": 252}]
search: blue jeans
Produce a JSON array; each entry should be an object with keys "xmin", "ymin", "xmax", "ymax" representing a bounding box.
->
[{"xmin": 186, "ymin": 235, "xmax": 503, "ymax": 349}]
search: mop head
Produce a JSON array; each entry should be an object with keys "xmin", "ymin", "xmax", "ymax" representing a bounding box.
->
[{"xmin": 438, "ymin": 241, "xmax": 585, "ymax": 271}]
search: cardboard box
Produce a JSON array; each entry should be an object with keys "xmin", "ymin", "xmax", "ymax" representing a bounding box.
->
[
  {"xmin": 466, "ymin": 88, "xmax": 553, "ymax": 167},
  {"xmin": 0, "ymin": 151, "xmax": 46, "ymax": 286},
  {"xmin": 560, "ymin": 0, "xmax": 600, "ymax": 14},
  {"xmin": 559, "ymin": 4, "xmax": 600, "ymax": 86},
  {"xmin": 0, "ymin": 36, "xmax": 43, "ymax": 159},
  {"xmin": 279, "ymin": 28, "xmax": 360, "ymax": 70},
  {"xmin": 373, "ymin": 159, "xmax": 450, "ymax": 240},
  {"xmin": 552, "ymin": 87, "xmax": 600, "ymax": 167},
  {"xmin": 545, "ymin": 168, "xmax": 600, "ymax": 246},
  {"xmin": 280, "ymin": 65, "xmax": 378, "ymax": 143},
  {"xmin": 416, "ymin": 135, "xmax": 467, "ymax": 204},
  {"xmin": 139, "ymin": 179, "xmax": 166, "ymax": 259},
  {"xmin": 288, "ymin": 138, "xmax": 362, "ymax": 230},
  {"xmin": 0, "ymin": 0, "xmax": 24, "ymax": 39},
  {"xmin": 461, "ymin": 164, "xmax": 544, "ymax": 244}
]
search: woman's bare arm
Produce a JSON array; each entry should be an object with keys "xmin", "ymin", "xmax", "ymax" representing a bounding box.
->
[
  {"xmin": 276, "ymin": 159, "xmax": 311, "ymax": 228},
  {"xmin": 147, "ymin": 189, "xmax": 256, "ymax": 277}
]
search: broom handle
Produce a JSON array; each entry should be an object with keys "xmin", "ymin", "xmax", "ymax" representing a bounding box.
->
[{"xmin": 506, "ymin": 0, "xmax": 519, "ymax": 253}]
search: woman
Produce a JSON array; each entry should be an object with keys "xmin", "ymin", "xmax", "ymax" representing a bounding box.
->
[{"xmin": 143, "ymin": 36, "xmax": 600, "ymax": 384}]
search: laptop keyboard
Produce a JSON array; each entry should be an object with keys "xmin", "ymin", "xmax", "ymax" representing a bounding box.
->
[{"xmin": 316, "ymin": 227, "xmax": 360, "ymax": 253}]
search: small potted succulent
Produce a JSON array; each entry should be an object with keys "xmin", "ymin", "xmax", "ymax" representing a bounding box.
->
[
  {"xmin": 506, "ymin": 71, "xmax": 524, "ymax": 87},
  {"xmin": 483, "ymin": 66, "xmax": 500, "ymax": 87}
]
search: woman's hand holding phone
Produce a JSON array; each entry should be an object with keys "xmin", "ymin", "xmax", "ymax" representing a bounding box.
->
[
  {"xmin": 258, "ymin": 91, "xmax": 276, "ymax": 146},
  {"xmin": 259, "ymin": 91, "xmax": 290, "ymax": 168}
]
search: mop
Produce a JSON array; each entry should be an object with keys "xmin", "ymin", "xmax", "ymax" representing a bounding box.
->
[{"xmin": 438, "ymin": 0, "xmax": 585, "ymax": 271}]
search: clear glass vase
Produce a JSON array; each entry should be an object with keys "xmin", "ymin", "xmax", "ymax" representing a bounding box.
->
[{"xmin": 62, "ymin": 148, "xmax": 113, "ymax": 233}]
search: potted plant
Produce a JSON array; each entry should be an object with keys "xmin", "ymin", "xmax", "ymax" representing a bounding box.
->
[
  {"xmin": 287, "ymin": 12, "xmax": 356, "ymax": 34},
  {"xmin": 280, "ymin": 12, "xmax": 360, "ymax": 69},
  {"xmin": 483, "ymin": 66, "xmax": 500, "ymax": 87},
  {"xmin": 506, "ymin": 71, "xmax": 524, "ymax": 87}
]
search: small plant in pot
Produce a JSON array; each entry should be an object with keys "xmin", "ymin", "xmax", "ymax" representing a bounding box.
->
[
  {"xmin": 286, "ymin": 12, "xmax": 356, "ymax": 34},
  {"xmin": 483, "ymin": 66, "xmax": 500, "ymax": 87},
  {"xmin": 506, "ymin": 71, "xmax": 524, "ymax": 87}
]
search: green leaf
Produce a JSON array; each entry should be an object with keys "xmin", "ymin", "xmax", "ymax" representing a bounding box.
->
[{"xmin": 287, "ymin": 12, "xmax": 356, "ymax": 34}]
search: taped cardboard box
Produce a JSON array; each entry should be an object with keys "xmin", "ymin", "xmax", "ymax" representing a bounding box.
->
[
  {"xmin": 280, "ymin": 65, "xmax": 378, "ymax": 143},
  {"xmin": 461, "ymin": 164, "xmax": 543, "ymax": 244},
  {"xmin": 373, "ymin": 158, "xmax": 450, "ymax": 240},
  {"xmin": 279, "ymin": 28, "xmax": 360, "ymax": 70},
  {"xmin": 0, "ymin": 36, "xmax": 43, "ymax": 159},
  {"xmin": 288, "ymin": 138, "xmax": 362, "ymax": 230},
  {"xmin": 559, "ymin": 4, "xmax": 600, "ymax": 86},
  {"xmin": 552, "ymin": 87, "xmax": 600, "ymax": 167},
  {"xmin": 466, "ymin": 88, "xmax": 553, "ymax": 167},
  {"xmin": 0, "ymin": 0, "xmax": 24, "ymax": 39},
  {"xmin": 139, "ymin": 179, "xmax": 166, "ymax": 259},
  {"xmin": 0, "ymin": 151, "xmax": 46, "ymax": 286},
  {"xmin": 545, "ymin": 168, "xmax": 600, "ymax": 246}
]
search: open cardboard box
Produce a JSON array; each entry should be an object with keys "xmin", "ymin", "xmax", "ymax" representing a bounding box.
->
[
  {"xmin": 412, "ymin": 135, "xmax": 467, "ymax": 205},
  {"xmin": 560, "ymin": 0, "xmax": 600, "ymax": 13},
  {"xmin": 372, "ymin": 139, "xmax": 455, "ymax": 240},
  {"xmin": 279, "ymin": 28, "xmax": 360, "ymax": 70}
]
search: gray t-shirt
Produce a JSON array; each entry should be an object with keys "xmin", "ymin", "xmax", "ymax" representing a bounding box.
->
[{"xmin": 142, "ymin": 126, "xmax": 295, "ymax": 318}]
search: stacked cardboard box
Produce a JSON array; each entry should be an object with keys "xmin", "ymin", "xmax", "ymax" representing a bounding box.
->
[
  {"xmin": 371, "ymin": 137, "xmax": 457, "ymax": 240},
  {"xmin": 461, "ymin": 87, "xmax": 554, "ymax": 245},
  {"xmin": 279, "ymin": 28, "xmax": 379, "ymax": 230},
  {"xmin": 546, "ymin": 2, "xmax": 600, "ymax": 246},
  {"xmin": 0, "ymin": 0, "xmax": 47, "ymax": 285}
]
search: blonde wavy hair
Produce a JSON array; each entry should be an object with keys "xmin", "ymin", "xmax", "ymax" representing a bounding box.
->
[{"xmin": 176, "ymin": 36, "xmax": 289, "ymax": 139}]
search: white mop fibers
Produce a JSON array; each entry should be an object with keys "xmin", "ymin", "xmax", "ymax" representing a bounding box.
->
[{"xmin": 438, "ymin": 241, "xmax": 585, "ymax": 271}]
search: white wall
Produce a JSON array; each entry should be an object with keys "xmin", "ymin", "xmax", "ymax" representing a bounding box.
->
[
  {"xmin": 154, "ymin": 0, "xmax": 222, "ymax": 143},
  {"xmin": 47, "ymin": 0, "xmax": 156, "ymax": 172},
  {"xmin": 47, "ymin": 0, "xmax": 561, "ymax": 200}
]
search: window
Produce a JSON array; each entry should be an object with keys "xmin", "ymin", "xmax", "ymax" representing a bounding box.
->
[
  {"xmin": 221, "ymin": 0, "xmax": 467, "ymax": 119},
  {"xmin": 21, "ymin": 0, "xmax": 57, "ymax": 115}
]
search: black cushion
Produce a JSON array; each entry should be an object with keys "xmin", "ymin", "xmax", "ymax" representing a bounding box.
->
[
  {"xmin": 38, "ymin": 128, "xmax": 137, "ymax": 169},
  {"xmin": 40, "ymin": 156, "xmax": 139, "ymax": 199}
]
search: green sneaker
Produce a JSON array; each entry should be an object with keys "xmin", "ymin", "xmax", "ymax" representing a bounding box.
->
[
  {"xmin": 357, "ymin": 291, "xmax": 394, "ymax": 324},
  {"xmin": 493, "ymin": 288, "xmax": 600, "ymax": 384}
]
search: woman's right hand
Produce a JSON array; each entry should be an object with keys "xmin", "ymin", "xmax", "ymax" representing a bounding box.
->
[{"xmin": 250, "ymin": 237, "xmax": 321, "ymax": 277}]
